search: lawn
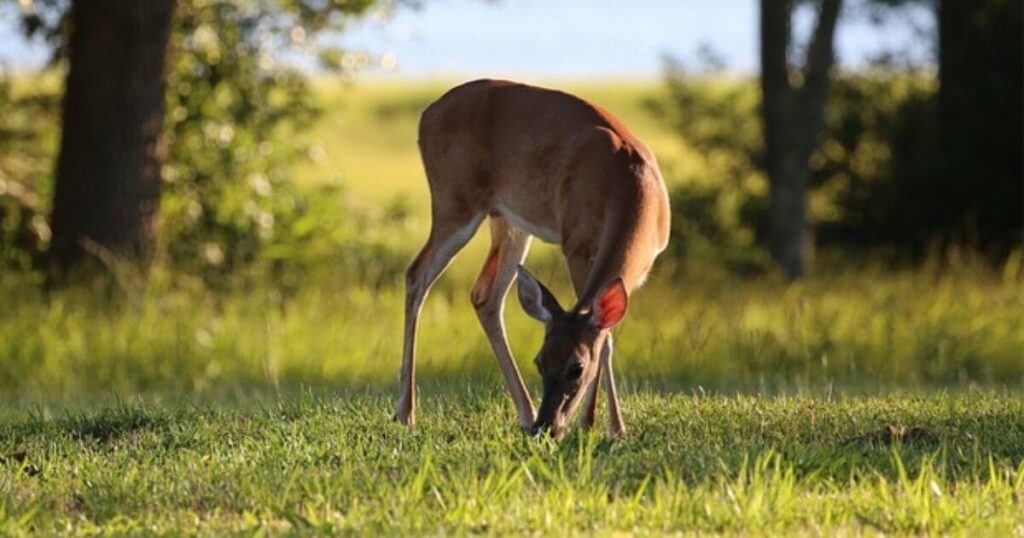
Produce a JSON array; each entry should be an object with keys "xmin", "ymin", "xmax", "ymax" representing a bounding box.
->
[
  {"xmin": 1, "ymin": 392, "xmax": 1022, "ymax": 535},
  {"xmin": 1, "ymin": 79, "xmax": 1022, "ymax": 535}
]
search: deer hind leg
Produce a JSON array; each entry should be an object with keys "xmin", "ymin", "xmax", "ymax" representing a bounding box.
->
[
  {"xmin": 471, "ymin": 216, "xmax": 536, "ymax": 430},
  {"xmin": 396, "ymin": 210, "xmax": 484, "ymax": 426}
]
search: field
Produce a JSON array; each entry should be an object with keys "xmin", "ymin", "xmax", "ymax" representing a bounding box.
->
[
  {"xmin": 1, "ymin": 80, "xmax": 1022, "ymax": 535},
  {"xmin": 2, "ymin": 393, "xmax": 1022, "ymax": 534}
]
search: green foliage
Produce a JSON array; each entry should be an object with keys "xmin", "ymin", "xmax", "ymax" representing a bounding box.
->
[
  {"xmin": 0, "ymin": 393, "xmax": 1022, "ymax": 534},
  {"xmin": 0, "ymin": 74, "xmax": 59, "ymax": 270},
  {"xmin": 2, "ymin": 0, "xmax": 404, "ymax": 284},
  {"xmin": 159, "ymin": 0, "xmax": 391, "ymax": 284},
  {"xmin": 162, "ymin": 0, "xmax": 312, "ymax": 279},
  {"xmin": 647, "ymin": 59, "xmax": 770, "ymax": 274},
  {"xmin": 654, "ymin": 63, "xmax": 947, "ymax": 270},
  {"xmin": 813, "ymin": 73, "xmax": 938, "ymax": 250}
]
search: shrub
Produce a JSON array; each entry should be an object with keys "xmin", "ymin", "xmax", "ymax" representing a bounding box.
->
[{"xmin": 653, "ymin": 60, "xmax": 943, "ymax": 272}]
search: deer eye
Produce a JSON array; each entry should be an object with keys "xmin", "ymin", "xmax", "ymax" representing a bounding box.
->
[{"xmin": 567, "ymin": 363, "xmax": 584, "ymax": 379}]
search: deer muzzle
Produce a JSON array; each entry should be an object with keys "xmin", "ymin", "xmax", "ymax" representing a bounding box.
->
[{"xmin": 531, "ymin": 380, "xmax": 589, "ymax": 438}]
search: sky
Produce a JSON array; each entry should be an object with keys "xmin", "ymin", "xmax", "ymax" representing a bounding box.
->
[{"xmin": 0, "ymin": 0, "xmax": 933, "ymax": 79}]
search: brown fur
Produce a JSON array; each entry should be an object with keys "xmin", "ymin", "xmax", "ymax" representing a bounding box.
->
[
  {"xmin": 396, "ymin": 79, "xmax": 671, "ymax": 436},
  {"xmin": 418, "ymin": 79, "xmax": 670, "ymax": 304}
]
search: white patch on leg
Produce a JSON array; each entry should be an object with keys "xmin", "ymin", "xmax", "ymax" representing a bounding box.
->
[{"xmin": 426, "ymin": 213, "xmax": 485, "ymax": 277}]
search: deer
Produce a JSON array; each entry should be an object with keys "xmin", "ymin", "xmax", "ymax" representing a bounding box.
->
[{"xmin": 396, "ymin": 79, "xmax": 670, "ymax": 438}]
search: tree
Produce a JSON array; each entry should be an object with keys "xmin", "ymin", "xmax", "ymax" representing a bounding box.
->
[
  {"xmin": 10, "ymin": 0, "xmax": 383, "ymax": 281},
  {"xmin": 760, "ymin": 0, "xmax": 843, "ymax": 278},
  {"xmin": 935, "ymin": 0, "xmax": 1022, "ymax": 256},
  {"xmin": 47, "ymin": 0, "xmax": 177, "ymax": 278}
]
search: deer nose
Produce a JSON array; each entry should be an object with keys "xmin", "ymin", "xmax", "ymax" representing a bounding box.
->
[{"xmin": 530, "ymin": 420, "xmax": 565, "ymax": 438}]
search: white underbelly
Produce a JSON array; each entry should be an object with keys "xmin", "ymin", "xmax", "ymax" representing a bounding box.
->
[{"xmin": 495, "ymin": 204, "xmax": 562, "ymax": 244}]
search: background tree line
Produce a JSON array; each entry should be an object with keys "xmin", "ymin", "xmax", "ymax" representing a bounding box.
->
[
  {"xmin": 659, "ymin": 0, "xmax": 1021, "ymax": 277},
  {"xmin": 0, "ymin": 0, "xmax": 1020, "ymax": 285}
]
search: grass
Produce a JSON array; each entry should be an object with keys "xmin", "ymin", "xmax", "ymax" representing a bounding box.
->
[
  {"xmin": 1, "ymin": 260, "xmax": 1020, "ymax": 535},
  {"xmin": 1, "ymin": 79, "xmax": 1022, "ymax": 534},
  {"xmin": 1, "ymin": 391, "xmax": 1022, "ymax": 535},
  {"xmin": 2, "ymin": 264, "xmax": 1021, "ymax": 398}
]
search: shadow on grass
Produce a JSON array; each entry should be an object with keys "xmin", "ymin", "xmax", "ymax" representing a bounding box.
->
[{"xmin": 1, "ymin": 386, "xmax": 1021, "ymax": 488}]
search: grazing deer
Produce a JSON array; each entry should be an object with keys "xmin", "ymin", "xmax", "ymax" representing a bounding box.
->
[{"xmin": 396, "ymin": 79, "xmax": 670, "ymax": 438}]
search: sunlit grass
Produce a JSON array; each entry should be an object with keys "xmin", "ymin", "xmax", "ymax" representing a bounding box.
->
[
  {"xmin": 2, "ymin": 262, "xmax": 1020, "ymax": 399},
  {"xmin": 1, "ymin": 392, "xmax": 1022, "ymax": 534}
]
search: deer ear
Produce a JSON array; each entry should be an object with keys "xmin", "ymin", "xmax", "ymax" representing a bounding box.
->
[
  {"xmin": 590, "ymin": 278, "xmax": 628, "ymax": 329},
  {"xmin": 517, "ymin": 266, "xmax": 562, "ymax": 323}
]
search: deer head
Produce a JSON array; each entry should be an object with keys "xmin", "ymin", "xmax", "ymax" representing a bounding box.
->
[{"xmin": 516, "ymin": 266, "xmax": 628, "ymax": 438}]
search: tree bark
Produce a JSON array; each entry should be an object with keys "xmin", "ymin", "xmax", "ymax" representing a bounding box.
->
[
  {"xmin": 760, "ymin": 0, "xmax": 842, "ymax": 279},
  {"xmin": 48, "ymin": 0, "xmax": 177, "ymax": 279}
]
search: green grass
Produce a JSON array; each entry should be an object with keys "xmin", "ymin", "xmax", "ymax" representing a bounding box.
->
[
  {"xmin": 2, "ymin": 392, "xmax": 1022, "ymax": 535},
  {"xmin": 2, "ymin": 260, "xmax": 1021, "ymax": 535},
  {"xmin": 2, "ymin": 264, "xmax": 1021, "ymax": 398}
]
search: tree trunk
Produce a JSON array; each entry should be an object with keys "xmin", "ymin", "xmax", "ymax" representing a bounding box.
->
[
  {"xmin": 48, "ymin": 0, "xmax": 177, "ymax": 279},
  {"xmin": 766, "ymin": 150, "xmax": 810, "ymax": 278},
  {"xmin": 936, "ymin": 0, "xmax": 1023, "ymax": 255},
  {"xmin": 759, "ymin": 0, "xmax": 841, "ymax": 279}
]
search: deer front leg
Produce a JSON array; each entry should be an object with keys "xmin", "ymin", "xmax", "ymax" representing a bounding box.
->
[
  {"xmin": 396, "ymin": 245, "xmax": 431, "ymax": 426},
  {"xmin": 397, "ymin": 213, "xmax": 484, "ymax": 426},
  {"xmin": 471, "ymin": 218, "xmax": 536, "ymax": 431},
  {"xmin": 600, "ymin": 334, "xmax": 626, "ymax": 438}
]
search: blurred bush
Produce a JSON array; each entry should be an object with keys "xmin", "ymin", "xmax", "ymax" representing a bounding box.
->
[
  {"xmin": 0, "ymin": 74, "xmax": 58, "ymax": 270},
  {"xmin": 651, "ymin": 59, "xmax": 960, "ymax": 274},
  {"xmin": 647, "ymin": 59, "xmax": 770, "ymax": 275},
  {"xmin": 160, "ymin": 0, "xmax": 404, "ymax": 288},
  {"xmin": 162, "ymin": 1, "xmax": 311, "ymax": 284},
  {"xmin": 814, "ymin": 73, "xmax": 938, "ymax": 253}
]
